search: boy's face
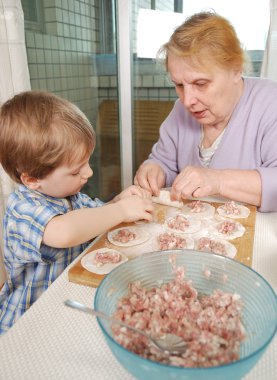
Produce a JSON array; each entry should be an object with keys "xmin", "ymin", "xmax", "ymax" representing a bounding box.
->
[{"xmin": 36, "ymin": 153, "xmax": 93, "ymax": 198}]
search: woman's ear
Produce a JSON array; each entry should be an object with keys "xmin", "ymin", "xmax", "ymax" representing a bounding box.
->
[
  {"xmin": 20, "ymin": 173, "xmax": 40, "ymax": 190},
  {"xmin": 233, "ymin": 69, "xmax": 243, "ymax": 84}
]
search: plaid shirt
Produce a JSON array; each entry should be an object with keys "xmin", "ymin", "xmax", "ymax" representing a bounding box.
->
[{"xmin": 0, "ymin": 185, "xmax": 104, "ymax": 334}]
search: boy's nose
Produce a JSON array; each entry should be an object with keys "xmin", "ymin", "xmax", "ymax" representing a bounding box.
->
[
  {"xmin": 86, "ymin": 167, "xmax": 93, "ymax": 178},
  {"xmin": 82, "ymin": 166, "xmax": 93, "ymax": 179}
]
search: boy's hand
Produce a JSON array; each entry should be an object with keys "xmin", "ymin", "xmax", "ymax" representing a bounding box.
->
[
  {"xmin": 117, "ymin": 195, "xmax": 154, "ymax": 223},
  {"xmin": 113, "ymin": 185, "xmax": 152, "ymax": 202}
]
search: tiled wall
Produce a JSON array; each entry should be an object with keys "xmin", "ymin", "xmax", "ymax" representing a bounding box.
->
[
  {"xmin": 24, "ymin": 1, "xmax": 178, "ymax": 112},
  {"xmin": 23, "ymin": 0, "xmax": 103, "ymax": 197},
  {"xmin": 25, "ymin": 0, "xmax": 101, "ymax": 125}
]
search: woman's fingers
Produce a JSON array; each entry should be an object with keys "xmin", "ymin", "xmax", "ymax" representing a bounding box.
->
[
  {"xmin": 134, "ymin": 163, "xmax": 165, "ymax": 195},
  {"xmin": 171, "ymin": 166, "xmax": 220, "ymax": 200}
]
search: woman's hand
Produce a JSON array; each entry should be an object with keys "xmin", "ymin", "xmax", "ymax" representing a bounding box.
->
[
  {"xmin": 171, "ymin": 166, "xmax": 261, "ymax": 207},
  {"xmin": 171, "ymin": 166, "xmax": 221, "ymax": 200},
  {"xmin": 134, "ymin": 162, "xmax": 166, "ymax": 196}
]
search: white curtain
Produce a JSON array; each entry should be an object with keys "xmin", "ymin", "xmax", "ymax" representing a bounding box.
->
[
  {"xmin": 261, "ymin": 0, "xmax": 277, "ymax": 79},
  {"xmin": 0, "ymin": 0, "xmax": 31, "ymax": 285}
]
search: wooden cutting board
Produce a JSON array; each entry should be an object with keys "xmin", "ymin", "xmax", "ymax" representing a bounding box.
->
[{"xmin": 68, "ymin": 202, "xmax": 257, "ymax": 288}]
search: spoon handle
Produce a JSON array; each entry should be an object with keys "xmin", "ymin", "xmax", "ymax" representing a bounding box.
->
[
  {"xmin": 65, "ymin": 299, "xmax": 111, "ymax": 320},
  {"xmin": 64, "ymin": 299, "xmax": 186, "ymax": 355},
  {"xmin": 64, "ymin": 299, "xmax": 150, "ymax": 338}
]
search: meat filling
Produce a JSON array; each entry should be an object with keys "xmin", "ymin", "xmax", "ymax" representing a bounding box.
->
[
  {"xmin": 187, "ymin": 200, "xmax": 206, "ymax": 213},
  {"xmin": 112, "ymin": 268, "xmax": 245, "ymax": 368},
  {"xmin": 167, "ymin": 215, "xmax": 190, "ymax": 232},
  {"xmin": 94, "ymin": 250, "xmax": 122, "ymax": 267},
  {"xmin": 221, "ymin": 201, "xmax": 241, "ymax": 216},
  {"xmin": 197, "ymin": 237, "xmax": 227, "ymax": 256},
  {"xmin": 158, "ymin": 232, "xmax": 188, "ymax": 250},
  {"xmin": 217, "ymin": 220, "xmax": 237, "ymax": 235},
  {"xmin": 113, "ymin": 228, "xmax": 137, "ymax": 243}
]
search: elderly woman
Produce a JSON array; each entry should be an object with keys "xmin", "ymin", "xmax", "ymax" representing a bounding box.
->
[{"xmin": 134, "ymin": 11, "xmax": 277, "ymax": 212}]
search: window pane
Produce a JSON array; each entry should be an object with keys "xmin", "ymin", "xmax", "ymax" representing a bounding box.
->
[{"xmin": 22, "ymin": 1, "xmax": 121, "ymax": 201}]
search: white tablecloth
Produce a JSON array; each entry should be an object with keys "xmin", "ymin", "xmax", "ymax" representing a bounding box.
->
[{"xmin": 0, "ymin": 211, "xmax": 276, "ymax": 380}]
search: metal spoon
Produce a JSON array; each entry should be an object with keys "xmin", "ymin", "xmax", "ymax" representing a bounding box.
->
[{"xmin": 64, "ymin": 299, "xmax": 186, "ymax": 355}]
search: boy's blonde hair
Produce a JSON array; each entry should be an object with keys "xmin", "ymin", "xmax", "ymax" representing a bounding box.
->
[
  {"xmin": 0, "ymin": 91, "xmax": 95, "ymax": 184},
  {"xmin": 159, "ymin": 11, "xmax": 246, "ymax": 72}
]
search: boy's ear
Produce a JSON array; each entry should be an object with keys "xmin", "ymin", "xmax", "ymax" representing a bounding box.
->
[{"xmin": 20, "ymin": 173, "xmax": 40, "ymax": 190}]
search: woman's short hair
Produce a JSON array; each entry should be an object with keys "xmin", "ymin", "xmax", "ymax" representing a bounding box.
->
[
  {"xmin": 159, "ymin": 11, "xmax": 246, "ymax": 72},
  {"xmin": 0, "ymin": 91, "xmax": 95, "ymax": 184}
]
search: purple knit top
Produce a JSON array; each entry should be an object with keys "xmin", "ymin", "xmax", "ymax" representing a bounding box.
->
[{"xmin": 147, "ymin": 77, "xmax": 277, "ymax": 212}]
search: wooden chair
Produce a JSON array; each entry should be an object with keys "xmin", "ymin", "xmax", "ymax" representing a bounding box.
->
[{"xmin": 96, "ymin": 99, "xmax": 174, "ymax": 199}]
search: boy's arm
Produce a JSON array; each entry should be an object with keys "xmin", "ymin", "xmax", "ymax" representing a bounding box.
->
[{"xmin": 42, "ymin": 196, "xmax": 153, "ymax": 248}]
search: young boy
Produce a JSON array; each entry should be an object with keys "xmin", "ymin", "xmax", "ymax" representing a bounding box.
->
[{"xmin": 0, "ymin": 91, "xmax": 153, "ymax": 334}]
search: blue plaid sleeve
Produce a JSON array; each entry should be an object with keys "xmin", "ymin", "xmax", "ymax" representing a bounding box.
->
[
  {"xmin": 5, "ymin": 200, "xmax": 61, "ymax": 264},
  {"xmin": 72, "ymin": 192, "xmax": 105, "ymax": 209}
]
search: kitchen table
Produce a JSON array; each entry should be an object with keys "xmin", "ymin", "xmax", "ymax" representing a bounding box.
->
[{"xmin": 0, "ymin": 209, "xmax": 276, "ymax": 380}]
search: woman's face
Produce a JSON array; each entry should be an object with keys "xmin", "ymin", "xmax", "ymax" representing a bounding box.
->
[{"xmin": 167, "ymin": 53, "xmax": 243, "ymax": 127}]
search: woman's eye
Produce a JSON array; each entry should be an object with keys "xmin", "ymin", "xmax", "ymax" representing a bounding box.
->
[
  {"xmin": 72, "ymin": 172, "xmax": 79, "ymax": 176},
  {"xmin": 196, "ymin": 82, "xmax": 207, "ymax": 87}
]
